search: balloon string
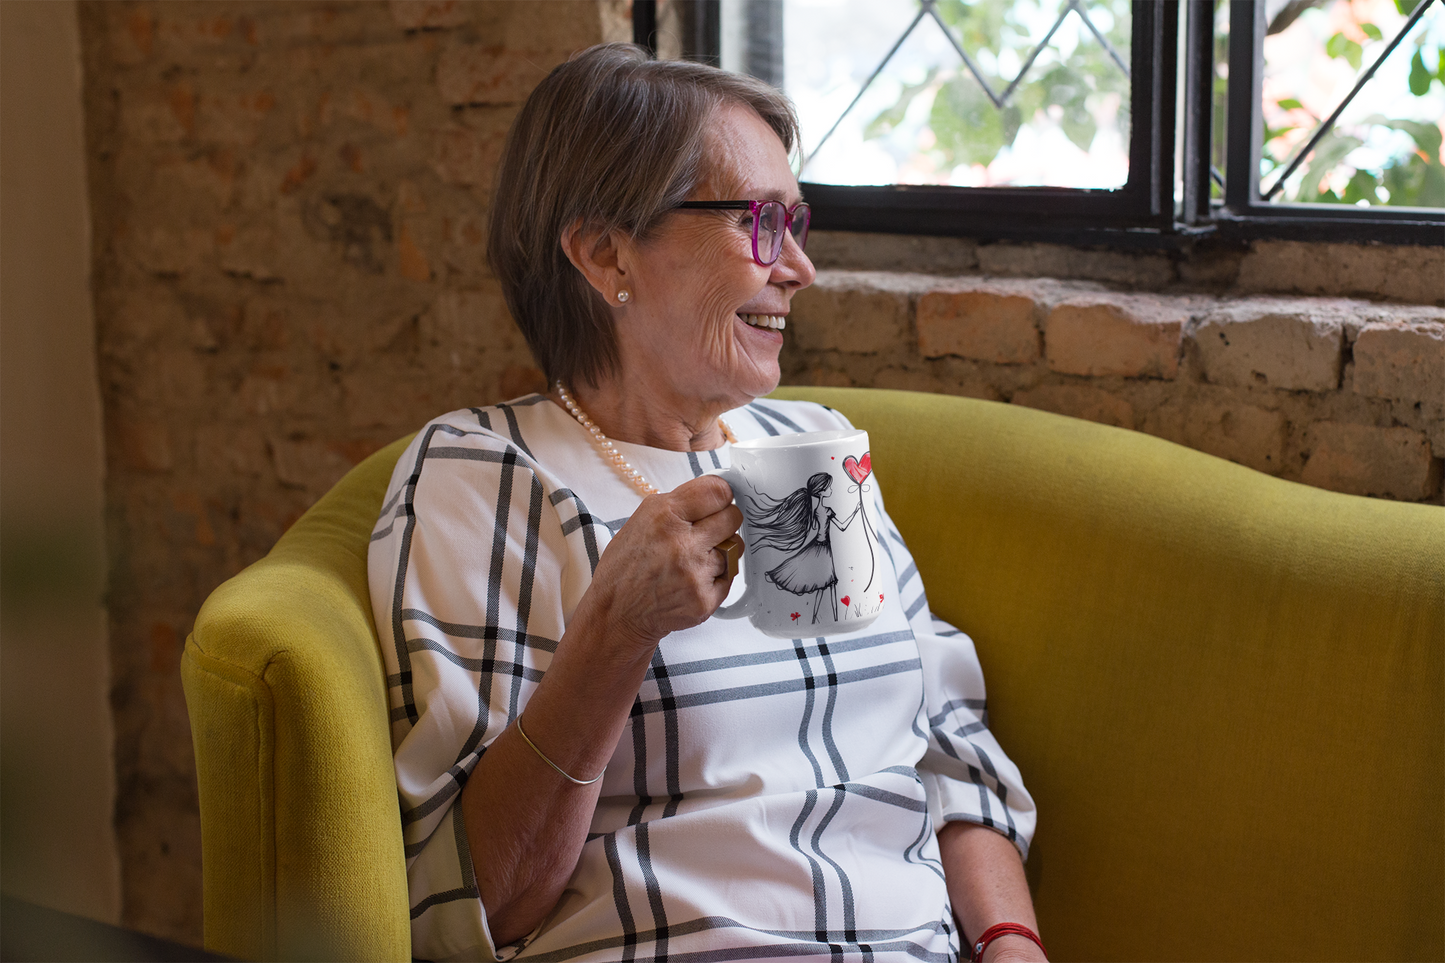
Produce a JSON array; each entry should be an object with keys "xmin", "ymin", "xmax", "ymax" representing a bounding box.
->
[{"xmin": 851, "ymin": 484, "xmax": 877, "ymax": 592}]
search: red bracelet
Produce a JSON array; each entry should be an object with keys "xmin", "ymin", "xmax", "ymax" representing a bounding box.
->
[{"xmin": 969, "ymin": 922, "xmax": 1048, "ymax": 962}]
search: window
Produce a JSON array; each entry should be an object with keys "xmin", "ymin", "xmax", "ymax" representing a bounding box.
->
[
  {"xmin": 635, "ymin": 0, "xmax": 1444, "ymax": 247},
  {"xmin": 1213, "ymin": 0, "xmax": 1445, "ymax": 243}
]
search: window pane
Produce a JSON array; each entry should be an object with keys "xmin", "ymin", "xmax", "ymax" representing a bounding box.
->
[
  {"xmin": 1259, "ymin": 0, "xmax": 1444, "ymax": 208},
  {"xmin": 721, "ymin": 0, "xmax": 1132, "ymax": 189},
  {"xmin": 1213, "ymin": 0, "xmax": 1230, "ymax": 202}
]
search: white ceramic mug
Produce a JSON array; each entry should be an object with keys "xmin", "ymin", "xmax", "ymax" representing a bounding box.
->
[{"xmin": 713, "ymin": 429, "xmax": 885, "ymax": 638}]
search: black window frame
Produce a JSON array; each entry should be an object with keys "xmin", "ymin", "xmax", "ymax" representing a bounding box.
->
[{"xmin": 635, "ymin": 0, "xmax": 1445, "ymax": 249}]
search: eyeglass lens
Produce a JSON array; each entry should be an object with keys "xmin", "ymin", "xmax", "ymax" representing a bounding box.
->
[{"xmin": 756, "ymin": 202, "xmax": 810, "ymax": 265}]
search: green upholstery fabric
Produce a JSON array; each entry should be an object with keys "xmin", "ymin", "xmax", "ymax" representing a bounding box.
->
[
  {"xmin": 183, "ymin": 387, "xmax": 1443, "ymax": 962},
  {"xmin": 183, "ymin": 435, "xmax": 415, "ymax": 962}
]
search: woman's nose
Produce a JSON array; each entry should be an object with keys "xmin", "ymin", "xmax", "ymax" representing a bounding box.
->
[{"xmin": 771, "ymin": 231, "xmax": 816, "ymax": 289}]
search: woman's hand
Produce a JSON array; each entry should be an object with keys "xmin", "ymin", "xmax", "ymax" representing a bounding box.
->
[{"xmin": 582, "ymin": 474, "xmax": 743, "ymax": 652}]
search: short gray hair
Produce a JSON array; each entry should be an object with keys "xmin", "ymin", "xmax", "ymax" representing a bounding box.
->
[{"xmin": 487, "ymin": 43, "xmax": 800, "ymax": 391}]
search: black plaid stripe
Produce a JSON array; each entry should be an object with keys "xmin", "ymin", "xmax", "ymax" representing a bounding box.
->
[{"xmin": 550, "ymin": 488, "xmax": 607, "ymax": 572}]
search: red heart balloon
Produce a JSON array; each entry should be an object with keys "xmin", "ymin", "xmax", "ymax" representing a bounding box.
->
[
  {"xmin": 842, "ymin": 452, "xmax": 872, "ymax": 485},
  {"xmin": 840, "ymin": 595, "xmax": 850, "ymax": 607}
]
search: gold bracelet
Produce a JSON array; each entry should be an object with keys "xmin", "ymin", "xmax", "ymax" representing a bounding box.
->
[{"xmin": 514, "ymin": 714, "xmax": 605, "ymax": 786}]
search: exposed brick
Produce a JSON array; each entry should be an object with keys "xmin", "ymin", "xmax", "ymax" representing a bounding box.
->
[
  {"xmin": 397, "ymin": 222, "xmax": 432, "ymax": 282},
  {"xmin": 917, "ymin": 289, "xmax": 1039, "ymax": 364},
  {"xmin": 1010, "ymin": 384, "xmax": 1134, "ymax": 429},
  {"xmin": 804, "ymin": 231, "xmax": 981, "ymax": 274},
  {"xmin": 120, "ymin": 85, "xmax": 196, "ymax": 144},
  {"xmin": 195, "ymin": 426, "xmax": 268, "ymax": 481},
  {"xmin": 422, "ymin": 285, "xmax": 513, "ymax": 353},
  {"xmin": 1239, "ymin": 241, "xmax": 1445, "ymax": 305},
  {"xmin": 1045, "ymin": 294, "xmax": 1185, "ymax": 379},
  {"xmin": 437, "ymin": 44, "xmax": 548, "ymax": 106},
  {"xmin": 122, "ymin": 225, "xmax": 214, "ymax": 277},
  {"xmin": 388, "ymin": 0, "xmax": 470, "ymax": 30},
  {"xmin": 432, "ymin": 122, "xmax": 508, "ymax": 187},
  {"xmin": 1352, "ymin": 320, "xmax": 1445, "ymax": 406},
  {"xmin": 790, "ymin": 271, "xmax": 917, "ymax": 354},
  {"xmin": 978, "ymin": 242, "xmax": 1175, "ymax": 289},
  {"xmin": 500, "ymin": 2, "xmax": 604, "ymax": 54},
  {"xmin": 112, "ymin": 416, "xmax": 174, "ymax": 473},
  {"xmin": 193, "ymin": 90, "xmax": 277, "ymax": 148},
  {"xmin": 238, "ymin": 363, "xmax": 300, "ymax": 417},
  {"xmin": 1301, "ymin": 422, "xmax": 1437, "ymax": 500},
  {"xmin": 1140, "ymin": 397, "xmax": 1287, "ymax": 475},
  {"xmin": 499, "ymin": 365, "xmax": 548, "ymax": 400},
  {"xmin": 1184, "ymin": 400, "xmax": 1287, "ymax": 474},
  {"xmin": 269, "ymin": 436, "xmax": 356, "ymax": 494},
  {"xmin": 217, "ymin": 222, "xmax": 284, "ymax": 281},
  {"xmin": 1194, "ymin": 301, "xmax": 1346, "ymax": 392}
]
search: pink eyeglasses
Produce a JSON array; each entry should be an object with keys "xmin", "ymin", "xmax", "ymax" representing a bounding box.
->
[{"xmin": 674, "ymin": 199, "xmax": 811, "ymax": 266}]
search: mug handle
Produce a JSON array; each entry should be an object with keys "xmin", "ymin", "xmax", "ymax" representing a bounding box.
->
[{"xmin": 709, "ymin": 467, "xmax": 756, "ymax": 621}]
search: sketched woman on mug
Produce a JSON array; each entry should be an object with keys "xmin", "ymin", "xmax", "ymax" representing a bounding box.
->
[{"xmin": 741, "ymin": 471, "xmax": 860, "ymax": 623}]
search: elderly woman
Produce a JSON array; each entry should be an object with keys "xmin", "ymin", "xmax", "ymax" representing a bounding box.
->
[{"xmin": 369, "ymin": 44, "xmax": 1043, "ymax": 963}]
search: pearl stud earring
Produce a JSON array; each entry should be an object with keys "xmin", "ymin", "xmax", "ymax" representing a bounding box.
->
[{"xmin": 617, "ymin": 290, "xmax": 630, "ymax": 304}]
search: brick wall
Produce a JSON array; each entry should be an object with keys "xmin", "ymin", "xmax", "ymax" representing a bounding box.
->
[
  {"xmin": 784, "ymin": 256, "xmax": 1445, "ymax": 503},
  {"xmin": 77, "ymin": 0, "xmax": 623, "ymax": 941},
  {"xmin": 75, "ymin": 0, "xmax": 1443, "ymax": 945}
]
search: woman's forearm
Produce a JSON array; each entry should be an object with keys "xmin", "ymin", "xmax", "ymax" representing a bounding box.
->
[
  {"xmin": 459, "ymin": 475, "xmax": 742, "ymax": 948},
  {"xmin": 938, "ymin": 821, "xmax": 1045, "ymax": 962},
  {"xmin": 460, "ymin": 586, "xmax": 660, "ymax": 947}
]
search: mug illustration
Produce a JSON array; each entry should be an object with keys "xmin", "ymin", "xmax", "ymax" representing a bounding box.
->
[{"xmin": 738, "ymin": 451, "xmax": 878, "ymax": 624}]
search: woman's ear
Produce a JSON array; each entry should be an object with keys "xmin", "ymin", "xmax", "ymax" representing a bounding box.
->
[{"xmin": 560, "ymin": 219, "xmax": 630, "ymax": 304}]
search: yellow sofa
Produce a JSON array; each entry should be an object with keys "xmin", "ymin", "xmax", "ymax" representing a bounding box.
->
[{"xmin": 183, "ymin": 386, "xmax": 1444, "ymax": 962}]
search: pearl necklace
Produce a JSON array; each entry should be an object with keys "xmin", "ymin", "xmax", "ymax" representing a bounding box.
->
[{"xmin": 555, "ymin": 382, "xmax": 736, "ymax": 498}]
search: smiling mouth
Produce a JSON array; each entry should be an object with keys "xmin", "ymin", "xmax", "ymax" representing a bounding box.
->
[{"xmin": 740, "ymin": 313, "xmax": 786, "ymax": 330}]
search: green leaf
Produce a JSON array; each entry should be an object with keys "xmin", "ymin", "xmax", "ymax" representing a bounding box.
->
[
  {"xmin": 1276, "ymin": 98, "xmax": 1304, "ymax": 110},
  {"xmin": 864, "ymin": 70, "xmax": 938, "ymax": 141},
  {"xmin": 1000, "ymin": 104, "xmax": 1023, "ymax": 148},
  {"xmin": 1264, "ymin": 124, "xmax": 1297, "ymax": 146},
  {"xmin": 1383, "ymin": 152, "xmax": 1427, "ymax": 204},
  {"xmin": 1325, "ymin": 33, "xmax": 1362, "ymax": 70},
  {"xmin": 1419, "ymin": 161, "xmax": 1445, "ymax": 207},
  {"xmin": 1293, "ymin": 131, "xmax": 1363, "ymax": 201},
  {"xmin": 1360, "ymin": 22, "xmax": 1384, "ymax": 42},
  {"xmin": 1409, "ymin": 50, "xmax": 1432, "ymax": 96},
  {"xmin": 1345, "ymin": 39, "xmax": 1363, "ymax": 71},
  {"xmin": 1342, "ymin": 168, "xmax": 1380, "ymax": 204},
  {"xmin": 1394, "ymin": 0, "xmax": 1422, "ymax": 13},
  {"xmin": 1364, "ymin": 113, "xmax": 1443, "ymax": 162},
  {"xmin": 929, "ymin": 76, "xmax": 1006, "ymax": 169}
]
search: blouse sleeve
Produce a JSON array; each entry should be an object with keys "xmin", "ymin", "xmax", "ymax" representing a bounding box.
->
[
  {"xmin": 871, "ymin": 483, "xmax": 1037, "ymax": 860},
  {"xmin": 368, "ymin": 419, "xmax": 584, "ymax": 962}
]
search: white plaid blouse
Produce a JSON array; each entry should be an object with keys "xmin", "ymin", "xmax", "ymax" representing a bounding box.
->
[{"xmin": 368, "ymin": 396, "xmax": 1035, "ymax": 962}]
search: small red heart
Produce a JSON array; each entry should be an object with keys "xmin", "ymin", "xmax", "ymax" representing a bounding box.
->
[
  {"xmin": 879, "ymin": 593, "xmax": 884, "ymax": 603},
  {"xmin": 840, "ymin": 596, "xmax": 850, "ymax": 607},
  {"xmin": 790, "ymin": 612, "xmax": 800, "ymax": 621},
  {"xmin": 842, "ymin": 452, "xmax": 872, "ymax": 485}
]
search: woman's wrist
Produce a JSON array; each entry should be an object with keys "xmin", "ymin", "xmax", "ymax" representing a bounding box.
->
[{"xmin": 970, "ymin": 923, "xmax": 1047, "ymax": 962}]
